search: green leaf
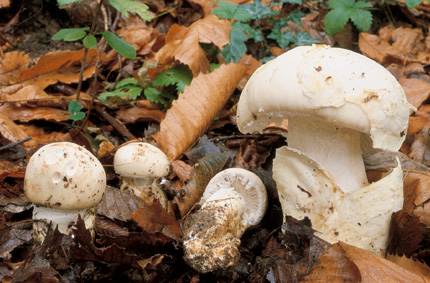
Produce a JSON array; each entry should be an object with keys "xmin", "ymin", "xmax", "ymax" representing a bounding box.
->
[
  {"xmin": 286, "ymin": 9, "xmax": 306, "ymax": 26},
  {"xmin": 212, "ymin": 1, "xmax": 253, "ymax": 21},
  {"xmin": 240, "ymin": 0, "xmax": 278, "ymax": 19},
  {"xmin": 221, "ymin": 22, "xmax": 248, "ymax": 63},
  {"xmin": 68, "ymin": 101, "xmax": 85, "ymax": 121},
  {"xmin": 294, "ymin": 32, "xmax": 321, "ymax": 45},
  {"xmin": 406, "ymin": 0, "xmax": 422, "ymax": 9},
  {"xmin": 242, "ymin": 23, "xmax": 263, "ymax": 42},
  {"xmin": 102, "ymin": 31, "xmax": 136, "ymax": 59},
  {"xmin": 349, "ymin": 8, "xmax": 372, "ymax": 32},
  {"xmin": 353, "ymin": 0, "xmax": 372, "ymax": 8},
  {"xmin": 116, "ymin": 78, "xmax": 138, "ymax": 88},
  {"xmin": 57, "ymin": 0, "xmax": 83, "ymax": 7},
  {"xmin": 144, "ymin": 88, "xmax": 170, "ymax": 108},
  {"xmin": 152, "ymin": 65, "xmax": 193, "ymax": 93},
  {"xmin": 324, "ymin": 7, "xmax": 350, "ymax": 35},
  {"xmin": 281, "ymin": 0, "xmax": 302, "ymax": 4},
  {"xmin": 83, "ymin": 35, "xmax": 97, "ymax": 49},
  {"xmin": 328, "ymin": 0, "xmax": 355, "ymax": 9},
  {"xmin": 261, "ymin": 56, "xmax": 276, "ymax": 63},
  {"xmin": 52, "ymin": 28, "xmax": 89, "ymax": 40},
  {"xmin": 109, "ymin": 0, "xmax": 153, "ymax": 21}
]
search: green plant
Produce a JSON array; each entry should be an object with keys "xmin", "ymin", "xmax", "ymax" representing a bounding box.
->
[
  {"xmin": 212, "ymin": 0, "xmax": 320, "ymax": 63},
  {"xmin": 324, "ymin": 0, "xmax": 423, "ymax": 36},
  {"xmin": 52, "ymin": 0, "xmax": 153, "ymax": 121}
]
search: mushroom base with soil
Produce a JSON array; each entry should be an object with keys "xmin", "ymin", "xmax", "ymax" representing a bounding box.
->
[{"xmin": 32, "ymin": 205, "xmax": 96, "ymax": 243}]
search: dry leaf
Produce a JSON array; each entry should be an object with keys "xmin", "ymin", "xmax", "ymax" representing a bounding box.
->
[
  {"xmin": 0, "ymin": 112, "xmax": 29, "ymax": 143},
  {"xmin": 158, "ymin": 62, "xmax": 248, "ymax": 161},
  {"xmin": 129, "ymin": 202, "xmax": 183, "ymax": 241},
  {"xmin": 0, "ymin": 104, "xmax": 71, "ymax": 122},
  {"xmin": 155, "ymin": 15, "xmax": 231, "ymax": 76},
  {"xmin": 0, "ymin": 51, "xmax": 30, "ymax": 85},
  {"xmin": 387, "ymin": 211, "xmax": 424, "ymax": 257},
  {"xmin": 115, "ymin": 106, "xmax": 165, "ymax": 123},
  {"xmin": 399, "ymin": 78, "xmax": 430, "ymax": 109},
  {"xmin": 386, "ymin": 253, "xmax": 430, "ymax": 279},
  {"xmin": 403, "ymin": 169, "xmax": 430, "ymax": 227},
  {"xmin": 304, "ymin": 242, "xmax": 430, "ymax": 282}
]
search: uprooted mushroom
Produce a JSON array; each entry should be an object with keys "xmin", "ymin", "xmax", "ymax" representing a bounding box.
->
[{"xmin": 236, "ymin": 44, "xmax": 410, "ymax": 254}]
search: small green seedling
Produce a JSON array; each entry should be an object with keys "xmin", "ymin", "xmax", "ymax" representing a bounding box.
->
[{"xmin": 68, "ymin": 100, "xmax": 86, "ymax": 121}]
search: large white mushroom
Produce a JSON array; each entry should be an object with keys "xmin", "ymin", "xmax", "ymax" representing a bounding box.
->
[
  {"xmin": 236, "ymin": 44, "xmax": 410, "ymax": 254},
  {"xmin": 24, "ymin": 142, "xmax": 106, "ymax": 242},
  {"xmin": 183, "ymin": 168, "xmax": 267, "ymax": 273},
  {"xmin": 113, "ymin": 142, "xmax": 170, "ymax": 210}
]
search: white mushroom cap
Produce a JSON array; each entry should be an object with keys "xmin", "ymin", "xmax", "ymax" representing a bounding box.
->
[
  {"xmin": 24, "ymin": 142, "xmax": 106, "ymax": 210},
  {"xmin": 201, "ymin": 168, "xmax": 268, "ymax": 229},
  {"xmin": 114, "ymin": 142, "xmax": 170, "ymax": 178},
  {"xmin": 236, "ymin": 44, "xmax": 409, "ymax": 151}
]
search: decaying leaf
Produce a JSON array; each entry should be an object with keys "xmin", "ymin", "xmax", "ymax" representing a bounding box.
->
[
  {"xmin": 403, "ymin": 169, "xmax": 430, "ymax": 227},
  {"xmin": 304, "ymin": 242, "xmax": 430, "ymax": 282},
  {"xmin": 387, "ymin": 211, "xmax": 424, "ymax": 257},
  {"xmin": 158, "ymin": 62, "xmax": 248, "ymax": 161},
  {"xmin": 174, "ymin": 152, "xmax": 230, "ymax": 217}
]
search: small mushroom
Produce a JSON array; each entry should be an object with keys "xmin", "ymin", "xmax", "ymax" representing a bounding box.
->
[
  {"xmin": 183, "ymin": 168, "xmax": 267, "ymax": 273},
  {"xmin": 236, "ymin": 44, "xmax": 410, "ymax": 253},
  {"xmin": 24, "ymin": 142, "xmax": 107, "ymax": 242},
  {"xmin": 113, "ymin": 142, "xmax": 170, "ymax": 209}
]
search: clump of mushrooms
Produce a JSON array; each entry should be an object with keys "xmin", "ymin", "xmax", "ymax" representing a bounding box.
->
[
  {"xmin": 113, "ymin": 142, "xmax": 170, "ymax": 210},
  {"xmin": 183, "ymin": 168, "xmax": 267, "ymax": 273},
  {"xmin": 236, "ymin": 44, "xmax": 410, "ymax": 254},
  {"xmin": 24, "ymin": 142, "xmax": 107, "ymax": 242}
]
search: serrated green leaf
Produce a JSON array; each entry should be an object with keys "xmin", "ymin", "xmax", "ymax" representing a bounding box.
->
[
  {"xmin": 68, "ymin": 101, "xmax": 85, "ymax": 121},
  {"xmin": 102, "ymin": 31, "xmax": 136, "ymax": 59},
  {"xmin": 52, "ymin": 28, "xmax": 89, "ymax": 40},
  {"xmin": 324, "ymin": 7, "xmax": 350, "ymax": 35},
  {"xmin": 144, "ymin": 87, "xmax": 170, "ymax": 108},
  {"xmin": 349, "ymin": 8, "xmax": 372, "ymax": 32},
  {"xmin": 57, "ymin": 0, "xmax": 83, "ymax": 7},
  {"xmin": 353, "ymin": 0, "xmax": 372, "ymax": 8},
  {"xmin": 152, "ymin": 65, "xmax": 192, "ymax": 93},
  {"xmin": 294, "ymin": 32, "xmax": 321, "ymax": 45},
  {"xmin": 328, "ymin": 0, "xmax": 355, "ymax": 9},
  {"xmin": 286, "ymin": 9, "xmax": 305, "ymax": 26},
  {"xmin": 241, "ymin": 23, "xmax": 263, "ymax": 42},
  {"xmin": 221, "ymin": 22, "xmax": 248, "ymax": 63},
  {"xmin": 116, "ymin": 78, "xmax": 138, "ymax": 88},
  {"xmin": 83, "ymin": 35, "xmax": 97, "ymax": 49},
  {"xmin": 240, "ymin": 0, "xmax": 278, "ymax": 19},
  {"xmin": 406, "ymin": 0, "xmax": 422, "ymax": 8},
  {"xmin": 278, "ymin": 31, "xmax": 296, "ymax": 48},
  {"xmin": 109, "ymin": 0, "xmax": 153, "ymax": 21},
  {"xmin": 281, "ymin": 0, "xmax": 302, "ymax": 4}
]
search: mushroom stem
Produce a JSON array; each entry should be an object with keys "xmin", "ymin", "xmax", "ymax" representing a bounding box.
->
[{"xmin": 287, "ymin": 116, "xmax": 368, "ymax": 193}]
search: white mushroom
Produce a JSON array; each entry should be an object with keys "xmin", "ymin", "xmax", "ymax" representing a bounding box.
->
[
  {"xmin": 183, "ymin": 168, "xmax": 267, "ymax": 273},
  {"xmin": 24, "ymin": 142, "xmax": 107, "ymax": 242},
  {"xmin": 113, "ymin": 142, "xmax": 170, "ymax": 210},
  {"xmin": 236, "ymin": 44, "xmax": 410, "ymax": 254}
]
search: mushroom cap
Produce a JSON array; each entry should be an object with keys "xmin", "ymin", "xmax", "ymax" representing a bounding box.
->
[
  {"xmin": 236, "ymin": 44, "xmax": 409, "ymax": 151},
  {"xmin": 24, "ymin": 142, "xmax": 106, "ymax": 210},
  {"xmin": 114, "ymin": 142, "xmax": 170, "ymax": 178},
  {"xmin": 201, "ymin": 168, "xmax": 267, "ymax": 227}
]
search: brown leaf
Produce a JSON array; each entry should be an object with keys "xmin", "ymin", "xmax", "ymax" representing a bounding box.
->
[
  {"xmin": 97, "ymin": 186, "xmax": 147, "ymax": 222},
  {"xmin": 399, "ymin": 78, "xmax": 430, "ymax": 109},
  {"xmin": 158, "ymin": 62, "xmax": 248, "ymax": 161},
  {"xmin": 386, "ymin": 253, "xmax": 430, "ymax": 279},
  {"xmin": 129, "ymin": 202, "xmax": 183, "ymax": 241},
  {"xmin": 387, "ymin": 211, "xmax": 424, "ymax": 257},
  {"xmin": 0, "ymin": 103, "xmax": 70, "ymax": 122},
  {"xmin": 0, "ymin": 112, "xmax": 29, "ymax": 143},
  {"xmin": 0, "ymin": 51, "xmax": 30, "ymax": 85},
  {"xmin": 403, "ymin": 169, "xmax": 430, "ymax": 226},
  {"xmin": 304, "ymin": 242, "xmax": 430, "ymax": 282},
  {"xmin": 175, "ymin": 152, "xmax": 230, "ymax": 217},
  {"xmin": 155, "ymin": 15, "xmax": 231, "ymax": 76},
  {"xmin": 115, "ymin": 106, "xmax": 165, "ymax": 123}
]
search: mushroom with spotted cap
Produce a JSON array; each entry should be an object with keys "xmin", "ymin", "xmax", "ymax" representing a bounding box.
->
[
  {"xmin": 24, "ymin": 142, "xmax": 106, "ymax": 242},
  {"xmin": 236, "ymin": 44, "xmax": 410, "ymax": 254},
  {"xmin": 113, "ymin": 142, "xmax": 170, "ymax": 210},
  {"xmin": 183, "ymin": 168, "xmax": 268, "ymax": 273}
]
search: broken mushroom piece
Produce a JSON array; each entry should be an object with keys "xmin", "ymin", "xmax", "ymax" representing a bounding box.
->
[
  {"xmin": 113, "ymin": 142, "xmax": 170, "ymax": 210},
  {"xmin": 183, "ymin": 168, "xmax": 267, "ymax": 273},
  {"xmin": 24, "ymin": 142, "xmax": 106, "ymax": 242},
  {"xmin": 236, "ymin": 44, "xmax": 410, "ymax": 254}
]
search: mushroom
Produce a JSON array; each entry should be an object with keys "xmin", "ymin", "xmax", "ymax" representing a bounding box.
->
[
  {"xmin": 113, "ymin": 142, "xmax": 170, "ymax": 210},
  {"xmin": 236, "ymin": 44, "xmax": 410, "ymax": 254},
  {"xmin": 183, "ymin": 168, "xmax": 267, "ymax": 273},
  {"xmin": 24, "ymin": 142, "xmax": 106, "ymax": 242}
]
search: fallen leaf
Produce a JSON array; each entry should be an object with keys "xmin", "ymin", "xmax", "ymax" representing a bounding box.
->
[
  {"xmin": 158, "ymin": 62, "xmax": 248, "ymax": 161},
  {"xmin": 0, "ymin": 104, "xmax": 70, "ymax": 122},
  {"xmin": 0, "ymin": 112, "xmax": 29, "ymax": 143},
  {"xmin": 155, "ymin": 15, "xmax": 231, "ymax": 76},
  {"xmin": 387, "ymin": 211, "xmax": 424, "ymax": 257},
  {"xmin": 403, "ymin": 169, "xmax": 430, "ymax": 227},
  {"xmin": 129, "ymin": 202, "xmax": 183, "ymax": 241},
  {"xmin": 115, "ymin": 106, "xmax": 165, "ymax": 123},
  {"xmin": 0, "ymin": 51, "xmax": 30, "ymax": 85},
  {"xmin": 399, "ymin": 78, "xmax": 430, "ymax": 109},
  {"xmin": 304, "ymin": 242, "xmax": 430, "ymax": 282}
]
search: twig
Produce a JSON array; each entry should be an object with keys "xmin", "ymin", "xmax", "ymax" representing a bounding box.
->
[
  {"xmin": 94, "ymin": 104, "xmax": 136, "ymax": 141},
  {"xmin": 0, "ymin": 137, "xmax": 32, "ymax": 152}
]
